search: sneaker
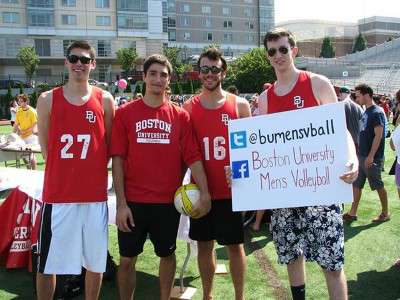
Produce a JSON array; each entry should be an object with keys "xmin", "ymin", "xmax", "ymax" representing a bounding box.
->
[
  {"xmin": 372, "ymin": 213, "xmax": 390, "ymax": 222},
  {"xmin": 343, "ymin": 213, "xmax": 357, "ymax": 222}
]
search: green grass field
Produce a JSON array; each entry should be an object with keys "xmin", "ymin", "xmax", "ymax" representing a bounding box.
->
[{"xmin": 0, "ymin": 124, "xmax": 399, "ymax": 299}]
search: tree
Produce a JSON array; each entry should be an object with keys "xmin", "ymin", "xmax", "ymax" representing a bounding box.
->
[
  {"xmin": 224, "ymin": 47, "xmax": 276, "ymax": 93},
  {"xmin": 16, "ymin": 46, "xmax": 39, "ymax": 85},
  {"xmin": 352, "ymin": 33, "xmax": 367, "ymax": 53},
  {"xmin": 319, "ymin": 37, "xmax": 336, "ymax": 58},
  {"xmin": 116, "ymin": 47, "xmax": 138, "ymax": 77},
  {"xmin": 163, "ymin": 46, "xmax": 187, "ymax": 80}
]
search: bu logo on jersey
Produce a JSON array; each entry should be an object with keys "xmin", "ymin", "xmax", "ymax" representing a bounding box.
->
[
  {"xmin": 85, "ymin": 111, "xmax": 96, "ymax": 123},
  {"xmin": 293, "ymin": 96, "xmax": 304, "ymax": 109},
  {"xmin": 221, "ymin": 114, "xmax": 230, "ymax": 126}
]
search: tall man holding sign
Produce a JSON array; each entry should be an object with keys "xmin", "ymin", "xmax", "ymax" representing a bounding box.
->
[
  {"xmin": 184, "ymin": 48, "xmax": 251, "ymax": 300},
  {"xmin": 258, "ymin": 28, "xmax": 358, "ymax": 300}
]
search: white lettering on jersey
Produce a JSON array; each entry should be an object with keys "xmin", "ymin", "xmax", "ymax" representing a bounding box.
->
[
  {"xmin": 85, "ymin": 111, "xmax": 96, "ymax": 123},
  {"xmin": 135, "ymin": 119, "xmax": 172, "ymax": 144},
  {"xmin": 221, "ymin": 114, "xmax": 230, "ymax": 126},
  {"xmin": 293, "ymin": 96, "xmax": 304, "ymax": 109},
  {"xmin": 60, "ymin": 134, "xmax": 91, "ymax": 159}
]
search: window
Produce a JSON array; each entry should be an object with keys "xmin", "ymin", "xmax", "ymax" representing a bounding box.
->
[
  {"xmin": 96, "ymin": 0, "xmax": 109, "ymax": 8},
  {"xmin": 205, "ymin": 32, "xmax": 213, "ymax": 41},
  {"xmin": 123, "ymin": 40, "xmax": 136, "ymax": 50},
  {"xmin": 162, "ymin": 17, "xmax": 168, "ymax": 32},
  {"xmin": 248, "ymin": 34, "xmax": 254, "ymax": 42},
  {"xmin": 97, "ymin": 64, "xmax": 111, "ymax": 82},
  {"xmin": 27, "ymin": 0, "xmax": 54, "ymax": 7},
  {"xmin": 244, "ymin": 8, "xmax": 252, "ymax": 17},
  {"xmin": 168, "ymin": 30, "xmax": 176, "ymax": 41},
  {"xmin": 183, "ymin": 32, "xmax": 191, "ymax": 40},
  {"xmin": 63, "ymin": 39, "xmax": 75, "ymax": 56},
  {"xmin": 181, "ymin": 16, "xmax": 190, "ymax": 26},
  {"xmin": 97, "ymin": 40, "xmax": 111, "ymax": 57},
  {"xmin": 96, "ymin": 16, "xmax": 111, "ymax": 26},
  {"xmin": 222, "ymin": 7, "xmax": 231, "ymax": 16},
  {"xmin": 202, "ymin": 18, "xmax": 211, "ymax": 27},
  {"xmin": 182, "ymin": 3, "xmax": 190, "ymax": 13},
  {"xmin": 2, "ymin": 12, "xmax": 20, "ymax": 24},
  {"xmin": 28, "ymin": 11, "xmax": 54, "ymax": 26},
  {"xmin": 223, "ymin": 20, "xmax": 232, "ymax": 28},
  {"xmin": 1, "ymin": 0, "xmax": 19, "ymax": 3},
  {"xmin": 223, "ymin": 33, "xmax": 233, "ymax": 42},
  {"xmin": 62, "ymin": 14, "xmax": 76, "ymax": 25},
  {"xmin": 61, "ymin": 0, "xmax": 75, "ymax": 7},
  {"xmin": 118, "ymin": 0, "xmax": 148, "ymax": 12},
  {"xmin": 243, "ymin": 0, "xmax": 253, "ymax": 3},
  {"xmin": 168, "ymin": 17, "xmax": 176, "ymax": 27},
  {"xmin": 245, "ymin": 21, "xmax": 254, "ymax": 29},
  {"xmin": 201, "ymin": 5, "xmax": 210, "ymax": 13},
  {"xmin": 118, "ymin": 14, "xmax": 148, "ymax": 29},
  {"xmin": 167, "ymin": 0, "xmax": 175, "ymax": 13},
  {"xmin": 35, "ymin": 39, "xmax": 51, "ymax": 56},
  {"xmin": 5, "ymin": 39, "xmax": 21, "ymax": 56}
]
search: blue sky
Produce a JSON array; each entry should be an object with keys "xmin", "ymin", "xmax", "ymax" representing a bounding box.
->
[{"xmin": 275, "ymin": 0, "xmax": 399, "ymax": 23}]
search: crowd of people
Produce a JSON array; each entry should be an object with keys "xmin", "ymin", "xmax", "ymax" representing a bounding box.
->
[{"xmin": 27, "ymin": 27, "xmax": 399, "ymax": 300}]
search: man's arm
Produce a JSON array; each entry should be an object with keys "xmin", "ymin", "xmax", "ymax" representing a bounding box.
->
[
  {"xmin": 258, "ymin": 90, "xmax": 268, "ymax": 115},
  {"xmin": 102, "ymin": 90, "xmax": 115, "ymax": 146},
  {"xmin": 36, "ymin": 91, "xmax": 53, "ymax": 161},
  {"xmin": 236, "ymin": 96, "xmax": 252, "ymax": 118},
  {"xmin": 188, "ymin": 160, "xmax": 211, "ymax": 219},
  {"xmin": 365, "ymin": 125, "xmax": 384, "ymax": 168}
]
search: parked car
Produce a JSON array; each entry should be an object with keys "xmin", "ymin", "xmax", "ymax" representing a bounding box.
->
[
  {"xmin": 0, "ymin": 80, "xmax": 31, "ymax": 89},
  {"xmin": 88, "ymin": 79, "xmax": 108, "ymax": 90}
]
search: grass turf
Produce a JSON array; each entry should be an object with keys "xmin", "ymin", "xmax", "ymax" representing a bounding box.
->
[{"xmin": 0, "ymin": 124, "xmax": 399, "ymax": 299}]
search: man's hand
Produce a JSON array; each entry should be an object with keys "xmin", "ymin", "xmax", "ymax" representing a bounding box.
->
[
  {"xmin": 340, "ymin": 161, "xmax": 359, "ymax": 184},
  {"xmin": 116, "ymin": 203, "xmax": 135, "ymax": 232},
  {"xmin": 225, "ymin": 165, "xmax": 232, "ymax": 187},
  {"xmin": 190, "ymin": 192, "xmax": 211, "ymax": 219},
  {"xmin": 364, "ymin": 155, "xmax": 374, "ymax": 169}
]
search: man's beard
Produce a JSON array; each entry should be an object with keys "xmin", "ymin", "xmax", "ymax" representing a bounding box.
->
[{"xmin": 201, "ymin": 78, "xmax": 221, "ymax": 92}]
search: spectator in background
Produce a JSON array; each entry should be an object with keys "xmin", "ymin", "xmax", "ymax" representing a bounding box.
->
[
  {"xmin": 13, "ymin": 94, "xmax": 38, "ymax": 170},
  {"xmin": 379, "ymin": 95, "xmax": 390, "ymax": 121},
  {"xmin": 339, "ymin": 86, "xmax": 364, "ymax": 151},
  {"xmin": 9, "ymin": 100, "xmax": 18, "ymax": 127},
  {"xmin": 343, "ymin": 84, "xmax": 389, "ymax": 223},
  {"xmin": 227, "ymin": 85, "xmax": 239, "ymax": 95}
]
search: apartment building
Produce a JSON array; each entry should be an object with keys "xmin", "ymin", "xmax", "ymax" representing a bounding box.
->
[
  {"xmin": 358, "ymin": 16, "xmax": 400, "ymax": 46},
  {"xmin": 0, "ymin": 0, "xmax": 168, "ymax": 83},
  {"xmin": 167, "ymin": 0, "xmax": 275, "ymax": 57}
]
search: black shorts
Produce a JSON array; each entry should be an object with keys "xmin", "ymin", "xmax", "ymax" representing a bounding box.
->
[
  {"xmin": 118, "ymin": 202, "xmax": 180, "ymax": 258},
  {"xmin": 189, "ymin": 199, "xmax": 244, "ymax": 245}
]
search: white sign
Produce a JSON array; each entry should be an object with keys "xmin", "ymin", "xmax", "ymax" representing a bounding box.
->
[
  {"xmin": 228, "ymin": 103, "xmax": 353, "ymax": 211},
  {"xmin": 342, "ymin": 71, "xmax": 348, "ymax": 77}
]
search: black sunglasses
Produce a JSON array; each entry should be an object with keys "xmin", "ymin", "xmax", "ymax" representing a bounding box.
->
[
  {"xmin": 200, "ymin": 66, "xmax": 223, "ymax": 74},
  {"xmin": 267, "ymin": 46, "xmax": 291, "ymax": 57},
  {"xmin": 67, "ymin": 54, "xmax": 93, "ymax": 64}
]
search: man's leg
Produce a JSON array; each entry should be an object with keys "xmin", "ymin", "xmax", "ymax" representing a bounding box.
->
[
  {"xmin": 30, "ymin": 154, "xmax": 37, "ymax": 170},
  {"xmin": 159, "ymin": 253, "xmax": 176, "ymax": 300},
  {"xmin": 117, "ymin": 256, "xmax": 137, "ymax": 300},
  {"xmin": 227, "ymin": 244, "xmax": 246, "ymax": 300},
  {"xmin": 85, "ymin": 271, "xmax": 103, "ymax": 300},
  {"xmin": 376, "ymin": 187, "xmax": 389, "ymax": 215},
  {"xmin": 323, "ymin": 269, "xmax": 348, "ymax": 300},
  {"xmin": 197, "ymin": 240, "xmax": 215, "ymax": 300},
  {"xmin": 36, "ymin": 273, "xmax": 56, "ymax": 300},
  {"xmin": 287, "ymin": 256, "xmax": 306, "ymax": 300},
  {"xmin": 348, "ymin": 186, "xmax": 362, "ymax": 216}
]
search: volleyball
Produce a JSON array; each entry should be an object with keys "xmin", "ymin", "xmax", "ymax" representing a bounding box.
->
[{"xmin": 174, "ymin": 183, "xmax": 200, "ymax": 216}]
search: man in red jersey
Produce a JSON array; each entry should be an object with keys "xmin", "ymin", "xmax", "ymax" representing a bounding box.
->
[
  {"xmin": 183, "ymin": 48, "xmax": 251, "ymax": 300},
  {"xmin": 258, "ymin": 28, "xmax": 358, "ymax": 300},
  {"xmin": 36, "ymin": 40, "xmax": 115, "ymax": 300},
  {"xmin": 111, "ymin": 54, "xmax": 211, "ymax": 300}
]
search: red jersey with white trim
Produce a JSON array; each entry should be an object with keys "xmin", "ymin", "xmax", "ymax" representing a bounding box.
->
[
  {"xmin": 110, "ymin": 99, "xmax": 201, "ymax": 204},
  {"xmin": 189, "ymin": 94, "xmax": 238, "ymax": 200},
  {"xmin": 42, "ymin": 87, "xmax": 108, "ymax": 203},
  {"xmin": 267, "ymin": 71, "xmax": 319, "ymax": 113}
]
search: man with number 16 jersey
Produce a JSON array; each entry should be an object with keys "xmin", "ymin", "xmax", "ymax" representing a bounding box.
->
[
  {"xmin": 36, "ymin": 41, "xmax": 115, "ymax": 300},
  {"xmin": 184, "ymin": 47, "xmax": 251, "ymax": 300}
]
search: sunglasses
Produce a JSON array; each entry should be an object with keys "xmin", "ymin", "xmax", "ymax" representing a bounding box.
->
[
  {"xmin": 67, "ymin": 54, "xmax": 93, "ymax": 64},
  {"xmin": 200, "ymin": 65, "xmax": 223, "ymax": 74},
  {"xmin": 267, "ymin": 46, "xmax": 291, "ymax": 57}
]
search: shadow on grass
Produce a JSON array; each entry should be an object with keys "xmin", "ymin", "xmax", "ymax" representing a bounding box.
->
[
  {"xmin": 344, "ymin": 222, "xmax": 381, "ymax": 242},
  {"xmin": 348, "ymin": 266, "xmax": 400, "ymax": 299},
  {"xmin": 0, "ymin": 267, "xmax": 34, "ymax": 299}
]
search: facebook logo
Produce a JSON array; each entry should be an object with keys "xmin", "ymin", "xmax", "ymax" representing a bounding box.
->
[
  {"xmin": 230, "ymin": 131, "xmax": 247, "ymax": 149},
  {"xmin": 232, "ymin": 160, "xmax": 249, "ymax": 179}
]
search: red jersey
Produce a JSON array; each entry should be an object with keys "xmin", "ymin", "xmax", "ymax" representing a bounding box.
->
[
  {"xmin": 42, "ymin": 87, "xmax": 108, "ymax": 203},
  {"xmin": 110, "ymin": 99, "xmax": 201, "ymax": 204},
  {"xmin": 189, "ymin": 94, "xmax": 238, "ymax": 200},
  {"xmin": 267, "ymin": 71, "xmax": 319, "ymax": 113}
]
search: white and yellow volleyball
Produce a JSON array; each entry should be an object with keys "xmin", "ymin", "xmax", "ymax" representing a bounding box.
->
[{"xmin": 174, "ymin": 183, "xmax": 200, "ymax": 216}]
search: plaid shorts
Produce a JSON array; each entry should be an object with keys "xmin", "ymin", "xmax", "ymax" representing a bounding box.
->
[{"xmin": 271, "ymin": 205, "xmax": 344, "ymax": 271}]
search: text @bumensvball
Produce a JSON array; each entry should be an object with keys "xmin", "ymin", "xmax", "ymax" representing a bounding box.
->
[{"xmin": 252, "ymin": 144, "xmax": 336, "ymax": 192}]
